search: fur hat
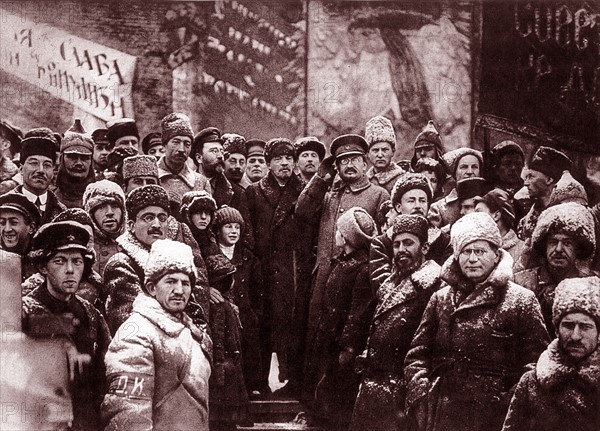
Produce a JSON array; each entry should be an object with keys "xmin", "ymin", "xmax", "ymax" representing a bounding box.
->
[
  {"xmin": 141, "ymin": 132, "xmax": 162, "ymax": 154},
  {"xmin": 181, "ymin": 191, "xmax": 217, "ymax": 219},
  {"xmin": 451, "ymin": 212, "xmax": 502, "ymax": 259},
  {"xmin": 106, "ymin": 118, "xmax": 139, "ymax": 145},
  {"xmin": 246, "ymin": 139, "xmax": 266, "ymax": 157},
  {"xmin": 330, "ymin": 134, "xmax": 368, "ymax": 159},
  {"xmin": 19, "ymin": 137, "xmax": 57, "ymax": 164},
  {"xmin": 28, "ymin": 220, "xmax": 94, "ymax": 277},
  {"xmin": 490, "ymin": 140, "xmax": 524, "ymax": 166},
  {"xmin": 391, "ymin": 172, "xmax": 432, "ymax": 206},
  {"xmin": 390, "ymin": 214, "xmax": 428, "ymax": 244},
  {"xmin": 552, "ymin": 276, "xmax": 600, "ymax": 329},
  {"xmin": 264, "ymin": 138, "xmax": 296, "ymax": 163},
  {"xmin": 532, "ymin": 202, "xmax": 595, "ymax": 260},
  {"xmin": 414, "ymin": 120, "xmax": 442, "ymax": 149},
  {"xmin": 24, "ymin": 127, "xmax": 59, "ymax": 151},
  {"xmin": 222, "ymin": 133, "xmax": 247, "ymax": 158},
  {"xmin": 444, "ymin": 147, "xmax": 483, "ymax": 177},
  {"xmin": 0, "ymin": 193, "xmax": 41, "ymax": 226},
  {"xmin": 52, "ymin": 208, "xmax": 94, "ymax": 230},
  {"xmin": 214, "ymin": 205, "xmax": 244, "ymax": 228},
  {"xmin": 161, "ymin": 113, "xmax": 193, "ymax": 145},
  {"xmin": 122, "ymin": 155, "xmax": 159, "ymax": 180},
  {"xmin": 126, "ymin": 184, "xmax": 170, "ymax": 220},
  {"xmin": 83, "ymin": 179, "xmax": 126, "ymax": 214},
  {"xmin": 456, "ymin": 177, "xmax": 488, "ymax": 200},
  {"xmin": 144, "ymin": 239, "xmax": 197, "ymax": 286},
  {"xmin": 60, "ymin": 132, "xmax": 93, "ymax": 155},
  {"xmin": 365, "ymin": 116, "xmax": 396, "ymax": 150},
  {"xmin": 528, "ymin": 146, "xmax": 572, "ymax": 182},
  {"xmin": 294, "ymin": 137, "xmax": 326, "ymax": 160},
  {"xmin": 548, "ymin": 171, "xmax": 588, "ymax": 207},
  {"xmin": 336, "ymin": 207, "xmax": 376, "ymax": 249}
]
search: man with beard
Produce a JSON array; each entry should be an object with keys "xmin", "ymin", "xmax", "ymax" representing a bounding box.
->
[
  {"xmin": 103, "ymin": 185, "xmax": 209, "ymax": 335},
  {"xmin": 91, "ymin": 129, "xmax": 112, "ymax": 180},
  {"xmin": 365, "ymin": 116, "xmax": 405, "ymax": 194},
  {"xmin": 515, "ymin": 202, "xmax": 596, "ymax": 336},
  {"xmin": 517, "ymin": 146, "xmax": 572, "ymax": 240},
  {"xmin": 8, "ymin": 136, "xmax": 66, "ymax": 225},
  {"xmin": 106, "ymin": 118, "xmax": 140, "ymax": 154},
  {"xmin": 158, "ymin": 113, "xmax": 210, "ymax": 197},
  {"xmin": 53, "ymin": 131, "xmax": 96, "ymax": 209},
  {"xmin": 246, "ymin": 138, "xmax": 314, "ymax": 397},
  {"xmin": 502, "ymin": 277, "xmax": 600, "ymax": 431},
  {"xmin": 242, "ymin": 139, "xmax": 268, "ymax": 188},
  {"xmin": 350, "ymin": 215, "xmax": 441, "ymax": 431},
  {"xmin": 294, "ymin": 137, "xmax": 326, "ymax": 184},
  {"xmin": 83, "ymin": 180, "xmax": 126, "ymax": 276},
  {"xmin": 404, "ymin": 212, "xmax": 549, "ymax": 431}
]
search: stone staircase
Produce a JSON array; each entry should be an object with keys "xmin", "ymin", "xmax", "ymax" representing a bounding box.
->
[{"xmin": 237, "ymin": 399, "xmax": 320, "ymax": 431}]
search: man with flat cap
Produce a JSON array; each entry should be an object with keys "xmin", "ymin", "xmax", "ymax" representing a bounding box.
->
[
  {"xmin": 242, "ymin": 139, "xmax": 268, "ymax": 188},
  {"xmin": 294, "ymin": 136, "xmax": 326, "ymax": 184},
  {"xmin": 22, "ymin": 220, "xmax": 111, "ymax": 431},
  {"xmin": 141, "ymin": 131, "xmax": 164, "ymax": 161},
  {"xmin": 8, "ymin": 136, "xmax": 66, "ymax": 224},
  {"xmin": 91, "ymin": 129, "xmax": 113, "ymax": 180},
  {"xmin": 106, "ymin": 118, "xmax": 140, "ymax": 154}
]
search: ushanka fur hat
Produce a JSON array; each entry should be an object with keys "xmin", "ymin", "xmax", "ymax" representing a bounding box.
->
[
  {"xmin": 122, "ymin": 155, "xmax": 159, "ymax": 180},
  {"xmin": 391, "ymin": 172, "xmax": 432, "ymax": 206},
  {"xmin": 222, "ymin": 133, "xmax": 247, "ymax": 157},
  {"xmin": 389, "ymin": 214, "xmax": 428, "ymax": 244},
  {"xmin": 532, "ymin": 202, "xmax": 595, "ymax": 260},
  {"xmin": 365, "ymin": 116, "xmax": 396, "ymax": 150},
  {"xmin": 450, "ymin": 212, "xmax": 502, "ymax": 259},
  {"xmin": 264, "ymin": 138, "xmax": 296, "ymax": 163},
  {"xmin": 83, "ymin": 179, "xmax": 126, "ymax": 214},
  {"xmin": 161, "ymin": 113, "xmax": 194, "ymax": 144},
  {"xmin": 337, "ymin": 207, "xmax": 376, "ymax": 249},
  {"xmin": 528, "ymin": 146, "xmax": 572, "ymax": 182},
  {"xmin": 181, "ymin": 190, "xmax": 217, "ymax": 216},
  {"xmin": 145, "ymin": 239, "xmax": 197, "ymax": 286},
  {"xmin": 126, "ymin": 184, "xmax": 170, "ymax": 220},
  {"xmin": 553, "ymin": 276, "xmax": 600, "ymax": 329}
]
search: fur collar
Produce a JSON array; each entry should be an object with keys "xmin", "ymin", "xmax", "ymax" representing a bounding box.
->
[
  {"xmin": 366, "ymin": 162, "xmax": 405, "ymax": 186},
  {"xmin": 502, "ymin": 229, "xmax": 519, "ymax": 250},
  {"xmin": 157, "ymin": 156, "xmax": 197, "ymax": 188},
  {"xmin": 258, "ymin": 172, "xmax": 303, "ymax": 228},
  {"xmin": 537, "ymin": 339, "xmax": 600, "ymax": 390},
  {"xmin": 441, "ymin": 248, "xmax": 513, "ymax": 289},
  {"xmin": 116, "ymin": 230, "xmax": 150, "ymax": 272}
]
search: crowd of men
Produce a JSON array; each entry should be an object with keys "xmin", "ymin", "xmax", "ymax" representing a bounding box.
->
[{"xmin": 0, "ymin": 112, "xmax": 599, "ymax": 431}]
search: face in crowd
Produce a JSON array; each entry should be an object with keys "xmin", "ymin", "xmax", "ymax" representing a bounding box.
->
[
  {"xmin": 22, "ymin": 155, "xmax": 54, "ymax": 194},
  {"xmin": 524, "ymin": 169, "xmax": 553, "ymax": 199},
  {"xmin": 336, "ymin": 154, "xmax": 367, "ymax": 183},
  {"xmin": 368, "ymin": 142, "xmax": 394, "ymax": 171},
  {"xmin": 114, "ymin": 135, "xmax": 140, "ymax": 154},
  {"xmin": 129, "ymin": 205, "xmax": 168, "ymax": 247},
  {"xmin": 269, "ymin": 155, "xmax": 295, "ymax": 183},
  {"xmin": 415, "ymin": 144, "xmax": 436, "ymax": 161},
  {"xmin": 0, "ymin": 209, "xmax": 35, "ymax": 254},
  {"xmin": 392, "ymin": 232, "xmax": 427, "ymax": 277},
  {"xmin": 191, "ymin": 211, "xmax": 212, "ymax": 231},
  {"xmin": 93, "ymin": 141, "xmax": 113, "ymax": 170},
  {"xmin": 395, "ymin": 189, "xmax": 429, "ymax": 217},
  {"xmin": 458, "ymin": 240, "xmax": 500, "ymax": 283},
  {"xmin": 246, "ymin": 154, "xmax": 268, "ymax": 182},
  {"xmin": 41, "ymin": 249, "xmax": 86, "ymax": 302},
  {"xmin": 124, "ymin": 176, "xmax": 158, "ymax": 194},
  {"xmin": 545, "ymin": 231, "xmax": 577, "ymax": 273},
  {"xmin": 558, "ymin": 312, "xmax": 599, "ymax": 362},
  {"xmin": 217, "ymin": 222, "xmax": 241, "ymax": 247},
  {"xmin": 165, "ymin": 136, "xmax": 192, "ymax": 170},
  {"xmin": 224, "ymin": 153, "xmax": 246, "ymax": 182},
  {"xmin": 93, "ymin": 202, "xmax": 123, "ymax": 236},
  {"xmin": 63, "ymin": 153, "xmax": 92, "ymax": 180},
  {"xmin": 146, "ymin": 271, "xmax": 191, "ymax": 314},
  {"xmin": 147, "ymin": 145, "xmax": 165, "ymax": 161},
  {"xmin": 496, "ymin": 153, "xmax": 523, "ymax": 188},
  {"xmin": 198, "ymin": 141, "xmax": 225, "ymax": 176},
  {"xmin": 297, "ymin": 150, "xmax": 320, "ymax": 178},
  {"xmin": 455, "ymin": 155, "xmax": 480, "ymax": 181}
]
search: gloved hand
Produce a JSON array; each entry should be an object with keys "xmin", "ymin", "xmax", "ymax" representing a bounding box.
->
[{"xmin": 317, "ymin": 155, "xmax": 336, "ymax": 180}]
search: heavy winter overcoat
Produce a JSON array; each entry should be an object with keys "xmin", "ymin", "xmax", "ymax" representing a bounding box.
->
[
  {"xmin": 404, "ymin": 250, "xmax": 550, "ymax": 431},
  {"xmin": 8, "ymin": 185, "xmax": 66, "ymax": 225},
  {"xmin": 350, "ymin": 259, "xmax": 441, "ymax": 431},
  {"xmin": 101, "ymin": 293, "xmax": 212, "ymax": 431},
  {"xmin": 502, "ymin": 339, "xmax": 600, "ymax": 431},
  {"xmin": 366, "ymin": 162, "xmax": 406, "ymax": 194}
]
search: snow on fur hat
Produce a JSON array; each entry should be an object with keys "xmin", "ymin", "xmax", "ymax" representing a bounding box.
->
[
  {"xmin": 264, "ymin": 138, "xmax": 296, "ymax": 163},
  {"xmin": 181, "ymin": 190, "xmax": 217, "ymax": 218},
  {"xmin": 451, "ymin": 212, "xmax": 502, "ymax": 259},
  {"xmin": 391, "ymin": 172, "xmax": 432, "ymax": 206},
  {"xmin": 528, "ymin": 146, "xmax": 572, "ymax": 182},
  {"xmin": 126, "ymin": 185, "xmax": 170, "ymax": 220},
  {"xmin": 548, "ymin": 170, "xmax": 588, "ymax": 207},
  {"xmin": 390, "ymin": 214, "xmax": 428, "ymax": 244},
  {"xmin": 161, "ymin": 113, "xmax": 194, "ymax": 145},
  {"xmin": 337, "ymin": 207, "xmax": 376, "ymax": 249},
  {"xmin": 122, "ymin": 155, "xmax": 159, "ymax": 180},
  {"xmin": 106, "ymin": 118, "xmax": 139, "ymax": 145},
  {"xmin": 222, "ymin": 133, "xmax": 247, "ymax": 157},
  {"xmin": 144, "ymin": 239, "xmax": 197, "ymax": 286},
  {"xmin": 443, "ymin": 147, "xmax": 483, "ymax": 177},
  {"xmin": 83, "ymin": 179, "xmax": 126, "ymax": 213},
  {"xmin": 214, "ymin": 205, "xmax": 244, "ymax": 228},
  {"xmin": 414, "ymin": 120, "xmax": 442, "ymax": 149},
  {"xmin": 61, "ymin": 132, "xmax": 93, "ymax": 155},
  {"xmin": 365, "ymin": 116, "xmax": 396, "ymax": 150},
  {"xmin": 52, "ymin": 208, "xmax": 94, "ymax": 230},
  {"xmin": 294, "ymin": 136, "xmax": 326, "ymax": 160},
  {"xmin": 552, "ymin": 276, "xmax": 600, "ymax": 329},
  {"xmin": 532, "ymin": 202, "xmax": 595, "ymax": 260}
]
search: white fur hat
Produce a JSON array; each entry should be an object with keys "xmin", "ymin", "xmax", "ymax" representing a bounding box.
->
[
  {"xmin": 450, "ymin": 212, "xmax": 502, "ymax": 259},
  {"xmin": 145, "ymin": 239, "xmax": 197, "ymax": 286},
  {"xmin": 553, "ymin": 276, "xmax": 600, "ymax": 328},
  {"xmin": 365, "ymin": 116, "xmax": 396, "ymax": 150},
  {"xmin": 337, "ymin": 207, "xmax": 376, "ymax": 249}
]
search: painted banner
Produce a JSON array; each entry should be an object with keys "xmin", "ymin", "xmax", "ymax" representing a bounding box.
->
[{"xmin": 0, "ymin": 8, "xmax": 136, "ymax": 122}]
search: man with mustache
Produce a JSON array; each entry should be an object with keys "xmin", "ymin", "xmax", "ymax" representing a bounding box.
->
[
  {"xmin": 91, "ymin": 129, "xmax": 113, "ymax": 180},
  {"xmin": 246, "ymin": 138, "xmax": 314, "ymax": 398},
  {"xmin": 83, "ymin": 180, "xmax": 126, "ymax": 276},
  {"xmin": 102, "ymin": 239, "xmax": 212, "ymax": 431},
  {"xmin": 350, "ymin": 215, "xmax": 441, "ymax": 431},
  {"xmin": 365, "ymin": 116, "xmax": 405, "ymax": 194},
  {"xmin": 106, "ymin": 118, "xmax": 140, "ymax": 154},
  {"xmin": 53, "ymin": 129, "xmax": 96, "ymax": 209},
  {"xmin": 22, "ymin": 220, "xmax": 111, "ymax": 431},
  {"xmin": 502, "ymin": 276, "xmax": 600, "ymax": 431},
  {"xmin": 8, "ymin": 136, "xmax": 66, "ymax": 225},
  {"xmin": 103, "ymin": 185, "xmax": 209, "ymax": 335},
  {"xmin": 157, "ymin": 113, "xmax": 210, "ymax": 198},
  {"xmin": 294, "ymin": 136, "xmax": 326, "ymax": 184},
  {"xmin": 515, "ymin": 202, "xmax": 596, "ymax": 336}
]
